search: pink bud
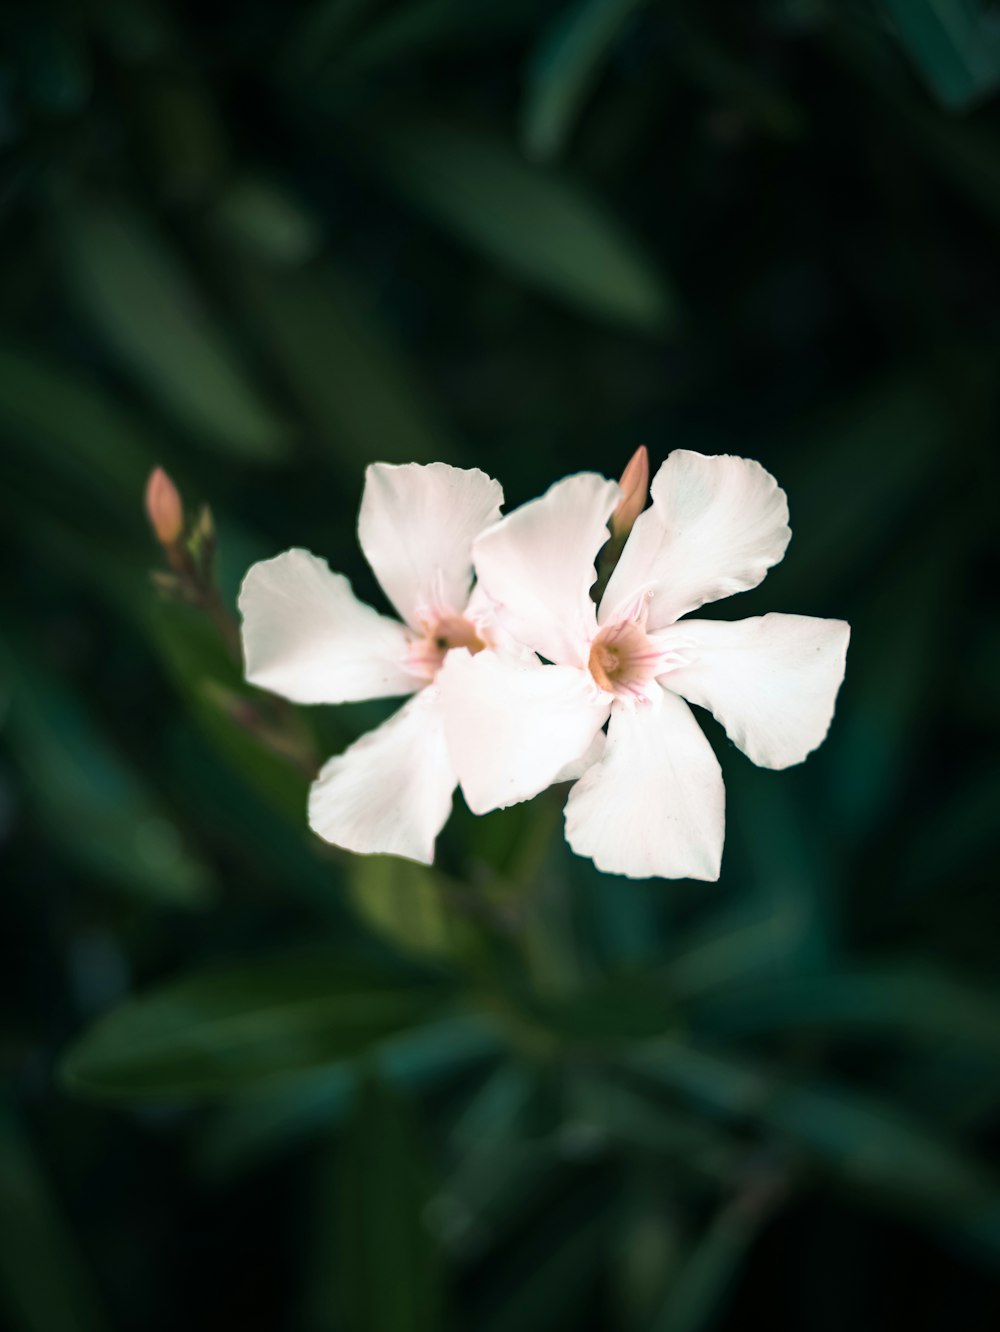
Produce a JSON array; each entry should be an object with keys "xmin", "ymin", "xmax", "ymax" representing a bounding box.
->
[
  {"xmin": 145, "ymin": 467, "xmax": 184, "ymax": 546},
  {"xmin": 611, "ymin": 445, "xmax": 649, "ymax": 539}
]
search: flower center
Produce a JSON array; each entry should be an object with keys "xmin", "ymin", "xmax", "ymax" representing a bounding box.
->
[
  {"xmin": 406, "ymin": 613, "xmax": 488, "ymax": 681},
  {"xmin": 587, "ymin": 618, "xmax": 667, "ymax": 701}
]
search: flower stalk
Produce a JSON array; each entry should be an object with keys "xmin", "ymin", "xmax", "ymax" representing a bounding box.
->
[{"xmin": 144, "ymin": 467, "xmax": 317, "ymax": 775}]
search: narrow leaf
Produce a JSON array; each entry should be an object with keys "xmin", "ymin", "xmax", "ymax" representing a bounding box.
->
[
  {"xmin": 0, "ymin": 1106, "xmax": 110, "ymax": 1332},
  {"xmin": 522, "ymin": 0, "xmax": 648, "ymax": 162},
  {"xmin": 57, "ymin": 197, "xmax": 289, "ymax": 460},
  {"xmin": 332, "ymin": 1075, "xmax": 446, "ymax": 1332},
  {"xmin": 61, "ymin": 954, "xmax": 455, "ymax": 1099},
  {"xmin": 367, "ymin": 117, "xmax": 675, "ymax": 331},
  {"xmin": 883, "ymin": 0, "xmax": 1000, "ymax": 110}
]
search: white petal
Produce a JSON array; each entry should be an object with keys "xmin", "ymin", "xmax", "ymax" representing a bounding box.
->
[
  {"xmin": 601, "ymin": 451, "xmax": 791, "ymax": 630},
  {"xmin": 564, "ymin": 689, "xmax": 725, "ymax": 881},
  {"xmin": 472, "ymin": 472, "xmax": 621, "ymax": 666},
  {"xmin": 308, "ymin": 689, "xmax": 454, "ymax": 864},
  {"xmin": 437, "ymin": 650, "xmax": 611, "ymax": 814},
  {"xmin": 239, "ymin": 549, "xmax": 416, "ymax": 704},
  {"xmin": 660, "ymin": 614, "xmax": 850, "ymax": 770},
  {"xmin": 358, "ymin": 462, "xmax": 503, "ymax": 630},
  {"xmin": 553, "ymin": 727, "xmax": 607, "ymax": 783},
  {"xmin": 463, "ymin": 581, "xmax": 537, "ymax": 666}
]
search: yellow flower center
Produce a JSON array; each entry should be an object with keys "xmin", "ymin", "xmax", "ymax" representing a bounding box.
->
[{"xmin": 587, "ymin": 618, "xmax": 665, "ymax": 700}]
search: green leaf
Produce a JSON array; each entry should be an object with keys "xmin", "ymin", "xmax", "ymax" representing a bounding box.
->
[
  {"xmin": 627, "ymin": 1042, "xmax": 994, "ymax": 1212},
  {"xmin": 0, "ymin": 1105, "xmax": 110, "ymax": 1332},
  {"xmin": 366, "ymin": 116, "xmax": 675, "ymax": 331},
  {"xmin": 648, "ymin": 1195, "xmax": 773, "ymax": 1332},
  {"xmin": 348, "ymin": 854, "xmax": 472, "ymax": 962},
  {"xmin": 438, "ymin": 1065, "xmax": 551, "ymax": 1247},
  {"xmin": 534, "ymin": 970, "xmax": 680, "ymax": 1043},
  {"xmin": 470, "ymin": 1178, "xmax": 610, "ymax": 1332},
  {"xmin": 210, "ymin": 177, "xmax": 324, "ymax": 266},
  {"xmin": 779, "ymin": 375, "xmax": 949, "ymax": 596},
  {"xmin": 60, "ymin": 953, "xmax": 455, "ymax": 1099},
  {"xmin": 56, "ymin": 197, "xmax": 290, "ymax": 460},
  {"xmin": 522, "ymin": 0, "xmax": 649, "ymax": 162},
  {"xmin": 2, "ymin": 642, "xmax": 213, "ymax": 908},
  {"xmin": 824, "ymin": 523, "xmax": 965, "ymax": 846},
  {"xmin": 883, "ymin": 0, "xmax": 1000, "ymax": 110},
  {"xmin": 332, "ymin": 1074, "xmax": 446, "ymax": 1332},
  {"xmin": 197, "ymin": 1014, "xmax": 503, "ymax": 1178},
  {"xmin": 140, "ymin": 595, "xmax": 317, "ymax": 828},
  {"xmin": 691, "ymin": 966, "xmax": 1000, "ymax": 1057},
  {"xmin": 222, "ymin": 257, "xmax": 459, "ymax": 469},
  {"xmin": 0, "ymin": 344, "xmax": 161, "ymax": 516}
]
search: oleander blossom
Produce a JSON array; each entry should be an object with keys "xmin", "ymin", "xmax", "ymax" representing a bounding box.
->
[
  {"xmin": 438, "ymin": 450, "xmax": 850, "ymax": 881},
  {"xmin": 238, "ymin": 462, "xmax": 511, "ymax": 864}
]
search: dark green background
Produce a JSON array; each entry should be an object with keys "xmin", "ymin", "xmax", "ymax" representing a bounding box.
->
[{"xmin": 2, "ymin": 1, "xmax": 1000, "ymax": 1328}]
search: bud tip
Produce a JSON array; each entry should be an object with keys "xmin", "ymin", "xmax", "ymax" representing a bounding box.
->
[
  {"xmin": 611, "ymin": 445, "xmax": 649, "ymax": 538},
  {"xmin": 145, "ymin": 467, "xmax": 184, "ymax": 546}
]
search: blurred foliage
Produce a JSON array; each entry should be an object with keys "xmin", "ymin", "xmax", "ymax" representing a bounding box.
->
[{"xmin": 1, "ymin": 0, "xmax": 999, "ymax": 1328}]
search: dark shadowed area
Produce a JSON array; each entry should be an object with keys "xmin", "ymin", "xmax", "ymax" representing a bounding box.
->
[{"xmin": 1, "ymin": 1, "xmax": 999, "ymax": 1329}]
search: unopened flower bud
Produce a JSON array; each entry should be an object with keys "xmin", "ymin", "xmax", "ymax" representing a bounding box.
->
[
  {"xmin": 610, "ymin": 445, "xmax": 649, "ymax": 539},
  {"xmin": 145, "ymin": 467, "xmax": 184, "ymax": 546}
]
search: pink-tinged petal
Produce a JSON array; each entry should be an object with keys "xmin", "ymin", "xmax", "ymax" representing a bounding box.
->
[
  {"xmin": 472, "ymin": 472, "xmax": 621, "ymax": 666},
  {"xmin": 438, "ymin": 650, "xmax": 611, "ymax": 814},
  {"xmin": 564, "ymin": 689, "xmax": 725, "ymax": 880},
  {"xmin": 601, "ymin": 451, "xmax": 791, "ymax": 630},
  {"xmin": 239, "ymin": 549, "xmax": 416, "ymax": 704},
  {"xmin": 358, "ymin": 462, "xmax": 503, "ymax": 630},
  {"xmin": 660, "ymin": 614, "xmax": 850, "ymax": 770},
  {"xmin": 308, "ymin": 689, "xmax": 454, "ymax": 864}
]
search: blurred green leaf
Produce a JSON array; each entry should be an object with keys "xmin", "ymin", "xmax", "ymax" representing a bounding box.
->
[
  {"xmin": 691, "ymin": 966, "xmax": 1000, "ymax": 1056},
  {"xmin": 15, "ymin": 17, "xmax": 91, "ymax": 117},
  {"xmin": 61, "ymin": 953, "xmax": 457, "ymax": 1099},
  {"xmin": 435, "ymin": 1065, "xmax": 552, "ymax": 1252},
  {"xmin": 883, "ymin": 0, "xmax": 1000, "ymax": 110},
  {"xmin": 825, "ymin": 524, "xmax": 963, "ymax": 846},
  {"xmin": 141, "ymin": 595, "xmax": 317, "ymax": 827},
  {"xmin": 565, "ymin": 1075, "xmax": 739, "ymax": 1184},
  {"xmin": 324, "ymin": 0, "xmax": 544, "ymax": 77},
  {"xmin": 900, "ymin": 766, "xmax": 1000, "ymax": 892},
  {"xmin": 367, "ymin": 117, "xmax": 675, "ymax": 331},
  {"xmin": 0, "ymin": 1105, "xmax": 110, "ymax": 1332},
  {"xmin": 56, "ymin": 197, "xmax": 290, "ymax": 460},
  {"xmin": 348, "ymin": 854, "xmax": 473, "ymax": 962},
  {"xmin": 2, "ymin": 641, "xmax": 212, "ymax": 908},
  {"xmin": 780, "ymin": 374, "xmax": 949, "ymax": 595},
  {"xmin": 611, "ymin": 1177, "xmax": 685, "ymax": 1326},
  {"xmin": 728, "ymin": 768, "xmax": 837, "ymax": 971},
  {"xmin": 332, "ymin": 1074, "xmax": 446, "ymax": 1332},
  {"xmin": 534, "ymin": 970, "xmax": 679, "ymax": 1043},
  {"xmin": 223, "ymin": 257, "xmax": 459, "ymax": 468},
  {"xmin": 522, "ymin": 0, "xmax": 648, "ymax": 162},
  {"xmin": 210, "ymin": 177, "xmax": 323, "ymax": 265},
  {"xmin": 832, "ymin": 19, "xmax": 1000, "ymax": 221},
  {"xmin": 628, "ymin": 1042, "xmax": 994, "ymax": 1212},
  {"xmin": 649, "ymin": 1191, "xmax": 777, "ymax": 1332},
  {"xmin": 672, "ymin": 24, "xmax": 805, "ymax": 140},
  {"xmin": 0, "ymin": 344, "xmax": 161, "ymax": 515},
  {"xmin": 280, "ymin": 0, "xmax": 381, "ymax": 77},
  {"xmin": 140, "ymin": 72, "xmax": 228, "ymax": 203},
  {"xmin": 470, "ymin": 1178, "xmax": 610, "ymax": 1332},
  {"xmin": 197, "ymin": 1014, "xmax": 503, "ymax": 1178}
]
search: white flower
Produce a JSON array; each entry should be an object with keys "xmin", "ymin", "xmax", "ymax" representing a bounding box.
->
[
  {"xmin": 438, "ymin": 450, "xmax": 850, "ymax": 881},
  {"xmin": 238, "ymin": 462, "xmax": 506, "ymax": 865}
]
